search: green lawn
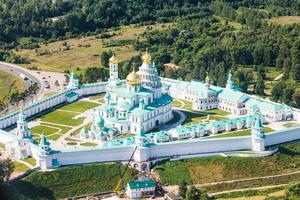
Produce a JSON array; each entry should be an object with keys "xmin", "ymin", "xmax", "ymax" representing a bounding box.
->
[
  {"xmin": 47, "ymin": 134, "xmax": 63, "ymax": 141},
  {"xmin": 31, "ymin": 125, "xmax": 60, "ymax": 136},
  {"xmin": 182, "ymin": 110, "xmax": 227, "ymax": 125},
  {"xmin": 204, "ymin": 109, "xmax": 230, "ymax": 116},
  {"xmin": 172, "ymin": 99, "xmax": 183, "ymax": 108},
  {"xmin": 59, "ymin": 101, "xmax": 100, "ymax": 112},
  {"xmin": 0, "ymin": 69, "xmax": 25, "ymax": 104},
  {"xmin": 208, "ymin": 127, "xmax": 273, "ymax": 138},
  {"xmin": 154, "ymin": 140, "xmax": 300, "ymax": 189},
  {"xmin": 4, "ymin": 163, "xmax": 137, "ymax": 199},
  {"xmin": 89, "ymin": 93, "xmax": 105, "ymax": 101},
  {"xmin": 283, "ymin": 123, "xmax": 300, "ymax": 128},
  {"xmin": 13, "ymin": 161, "xmax": 30, "ymax": 172},
  {"xmin": 80, "ymin": 142, "xmax": 97, "ymax": 147},
  {"xmin": 23, "ymin": 157, "xmax": 36, "ymax": 167},
  {"xmin": 41, "ymin": 110, "xmax": 84, "ymax": 126}
]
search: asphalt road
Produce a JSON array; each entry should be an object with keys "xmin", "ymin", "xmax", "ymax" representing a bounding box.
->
[
  {"xmin": 0, "ymin": 61, "xmax": 43, "ymax": 96},
  {"xmin": 0, "ymin": 61, "xmax": 68, "ymax": 113}
]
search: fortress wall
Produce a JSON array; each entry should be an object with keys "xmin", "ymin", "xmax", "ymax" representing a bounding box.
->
[
  {"xmin": 149, "ymin": 137, "xmax": 252, "ymax": 158},
  {"xmin": 0, "ymin": 129, "xmax": 16, "ymax": 143},
  {"xmin": 265, "ymin": 126, "xmax": 300, "ymax": 146},
  {"xmin": 0, "ymin": 82, "xmax": 108, "ymax": 129},
  {"xmin": 51, "ymin": 146, "xmax": 134, "ymax": 167}
]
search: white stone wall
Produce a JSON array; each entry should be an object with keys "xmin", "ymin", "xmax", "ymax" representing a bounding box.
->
[{"xmin": 0, "ymin": 82, "xmax": 108, "ymax": 129}]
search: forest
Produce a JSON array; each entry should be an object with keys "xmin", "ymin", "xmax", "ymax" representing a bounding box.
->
[{"xmin": 1, "ymin": 0, "xmax": 300, "ymax": 107}]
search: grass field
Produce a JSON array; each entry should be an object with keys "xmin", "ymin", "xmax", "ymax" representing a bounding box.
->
[
  {"xmin": 13, "ymin": 161, "xmax": 30, "ymax": 172},
  {"xmin": 31, "ymin": 125, "xmax": 60, "ymax": 136},
  {"xmin": 31, "ymin": 123, "xmax": 71, "ymax": 141},
  {"xmin": 15, "ymin": 23, "xmax": 173, "ymax": 72},
  {"xmin": 3, "ymin": 163, "xmax": 137, "ymax": 199},
  {"xmin": 172, "ymin": 99, "xmax": 184, "ymax": 108},
  {"xmin": 59, "ymin": 101, "xmax": 100, "ymax": 112},
  {"xmin": 268, "ymin": 16, "xmax": 300, "ymax": 25},
  {"xmin": 283, "ymin": 122, "xmax": 300, "ymax": 128},
  {"xmin": 208, "ymin": 127, "xmax": 273, "ymax": 138},
  {"xmin": 23, "ymin": 157, "xmax": 36, "ymax": 167},
  {"xmin": 154, "ymin": 140, "xmax": 300, "ymax": 189},
  {"xmin": 0, "ymin": 69, "xmax": 25, "ymax": 104},
  {"xmin": 41, "ymin": 110, "xmax": 84, "ymax": 126},
  {"xmin": 80, "ymin": 142, "xmax": 97, "ymax": 147},
  {"xmin": 182, "ymin": 110, "xmax": 227, "ymax": 125}
]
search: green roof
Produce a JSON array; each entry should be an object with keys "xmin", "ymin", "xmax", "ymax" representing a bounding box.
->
[
  {"xmin": 218, "ymin": 89, "xmax": 247, "ymax": 103},
  {"xmin": 128, "ymin": 180, "xmax": 156, "ymax": 189}
]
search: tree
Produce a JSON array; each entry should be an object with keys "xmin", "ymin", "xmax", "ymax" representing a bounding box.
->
[
  {"xmin": 100, "ymin": 50, "xmax": 113, "ymax": 67},
  {"xmin": 271, "ymin": 81, "xmax": 285, "ymax": 102},
  {"xmin": 293, "ymin": 88, "xmax": 300, "ymax": 108},
  {"xmin": 179, "ymin": 180, "xmax": 187, "ymax": 198},
  {"xmin": 254, "ymin": 75, "xmax": 265, "ymax": 96},
  {"xmin": 0, "ymin": 158, "xmax": 14, "ymax": 184},
  {"xmin": 185, "ymin": 186, "xmax": 197, "ymax": 200},
  {"xmin": 285, "ymin": 182, "xmax": 300, "ymax": 199}
]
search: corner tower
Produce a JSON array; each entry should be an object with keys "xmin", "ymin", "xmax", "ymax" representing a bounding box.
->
[
  {"xmin": 251, "ymin": 115, "xmax": 265, "ymax": 151},
  {"xmin": 16, "ymin": 106, "xmax": 32, "ymax": 140}
]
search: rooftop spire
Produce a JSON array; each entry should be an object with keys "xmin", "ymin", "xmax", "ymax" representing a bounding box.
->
[
  {"xmin": 226, "ymin": 70, "xmax": 234, "ymax": 89},
  {"xmin": 142, "ymin": 48, "xmax": 152, "ymax": 64},
  {"xmin": 109, "ymin": 54, "xmax": 118, "ymax": 64}
]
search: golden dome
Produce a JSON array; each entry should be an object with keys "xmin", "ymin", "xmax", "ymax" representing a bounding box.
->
[
  {"xmin": 109, "ymin": 54, "xmax": 118, "ymax": 64},
  {"xmin": 126, "ymin": 69, "xmax": 141, "ymax": 85},
  {"xmin": 142, "ymin": 49, "xmax": 151, "ymax": 64}
]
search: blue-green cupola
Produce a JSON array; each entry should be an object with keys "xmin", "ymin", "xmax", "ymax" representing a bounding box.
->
[
  {"xmin": 136, "ymin": 125, "xmax": 146, "ymax": 147},
  {"xmin": 97, "ymin": 116, "xmax": 105, "ymax": 127},
  {"xmin": 251, "ymin": 115, "xmax": 265, "ymax": 139},
  {"xmin": 68, "ymin": 70, "xmax": 79, "ymax": 89},
  {"xmin": 39, "ymin": 133, "xmax": 51, "ymax": 155},
  {"xmin": 226, "ymin": 71, "xmax": 234, "ymax": 90},
  {"xmin": 139, "ymin": 98, "xmax": 145, "ymax": 109}
]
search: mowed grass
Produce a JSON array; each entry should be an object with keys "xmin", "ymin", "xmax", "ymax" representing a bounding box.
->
[
  {"xmin": 59, "ymin": 101, "xmax": 100, "ymax": 112},
  {"xmin": 41, "ymin": 110, "xmax": 84, "ymax": 126},
  {"xmin": 31, "ymin": 125, "xmax": 60, "ymax": 136},
  {"xmin": 13, "ymin": 161, "xmax": 30, "ymax": 172},
  {"xmin": 155, "ymin": 140, "xmax": 300, "ymax": 187},
  {"xmin": 0, "ymin": 69, "xmax": 25, "ymax": 103},
  {"xmin": 182, "ymin": 110, "xmax": 227, "ymax": 125},
  {"xmin": 23, "ymin": 157, "xmax": 36, "ymax": 167},
  {"xmin": 268, "ymin": 16, "xmax": 300, "ymax": 25},
  {"xmin": 5, "ymin": 163, "xmax": 137, "ymax": 199},
  {"xmin": 15, "ymin": 23, "xmax": 174, "ymax": 72}
]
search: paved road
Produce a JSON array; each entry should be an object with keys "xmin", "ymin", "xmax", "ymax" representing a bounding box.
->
[
  {"xmin": 0, "ymin": 61, "xmax": 43, "ymax": 95},
  {"xmin": 0, "ymin": 62, "xmax": 68, "ymax": 113}
]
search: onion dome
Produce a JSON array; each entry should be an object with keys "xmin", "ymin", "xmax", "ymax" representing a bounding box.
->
[
  {"xmin": 97, "ymin": 117, "xmax": 105, "ymax": 126},
  {"xmin": 142, "ymin": 49, "xmax": 152, "ymax": 64},
  {"xmin": 126, "ymin": 69, "xmax": 141, "ymax": 85},
  {"xmin": 117, "ymin": 101, "xmax": 131, "ymax": 112},
  {"xmin": 109, "ymin": 54, "xmax": 118, "ymax": 64}
]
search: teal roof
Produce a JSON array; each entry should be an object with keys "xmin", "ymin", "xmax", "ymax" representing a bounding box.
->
[
  {"xmin": 128, "ymin": 180, "xmax": 156, "ymax": 189},
  {"xmin": 218, "ymin": 89, "xmax": 247, "ymax": 103},
  {"xmin": 39, "ymin": 134, "xmax": 50, "ymax": 147},
  {"xmin": 245, "ymin": 98, "xmax": 285, "ymax": 112},
  {"xmin": 97, "ymin": 117, "xmax": 104, "ymax": 126},
  {"xmin": 66, "ymin": 91, "xmax": 78, "ymax": 98}
]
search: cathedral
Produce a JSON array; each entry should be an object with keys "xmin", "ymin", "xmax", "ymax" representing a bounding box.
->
[{"xmin": 96, "ymin": 51, "xmax": 173, "ymax": 134}]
